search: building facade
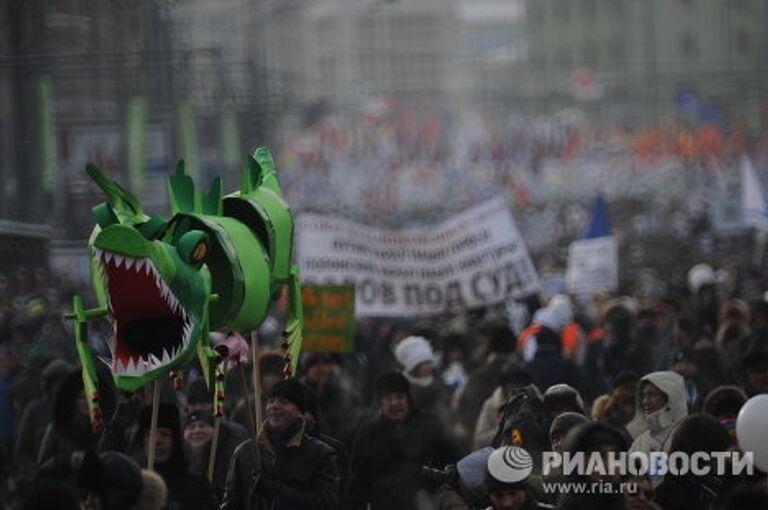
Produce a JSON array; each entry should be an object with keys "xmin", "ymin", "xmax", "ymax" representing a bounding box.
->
[{"xmin": 526, "ymin": 0, "xmax": 768, "ymax": 126}]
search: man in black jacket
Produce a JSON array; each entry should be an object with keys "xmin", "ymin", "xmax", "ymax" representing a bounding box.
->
[
  {"xmin": 221, "ymin": 378, "xmax": 340, "ymax": 510},
  {"xmin": 347, "ymin": 372, "xmax": 459, "ymax": 510}
]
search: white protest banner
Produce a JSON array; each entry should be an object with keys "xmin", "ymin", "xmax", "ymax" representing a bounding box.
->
[
  {"xmin": 565, "ymin": 236, "xmax": 618, "ymax": 296},
  {"xmin": 297, "ymin": 196, "xmax": 540, "ymax": 317}
]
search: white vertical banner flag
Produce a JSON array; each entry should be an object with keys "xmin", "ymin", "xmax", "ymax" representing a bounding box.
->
[
  {"xmin": 742, "ymin": 156, "xmax": 768, "ymax": 231},
  {"xmin": 565, "ymin": 236, "xmax": 618, "ymax": 296},
  {"xmin": 565, "ymin": 195, "xmax": 618, "ymax": 297}
]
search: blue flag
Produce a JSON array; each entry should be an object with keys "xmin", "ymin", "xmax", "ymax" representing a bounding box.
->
[
  {"xmin": 674, "ymin": 87, "xmax": 723, "ymax": 128},
  {"xmin": 583, "ymin": 195, "xmax": 611, "ymax": 239}
]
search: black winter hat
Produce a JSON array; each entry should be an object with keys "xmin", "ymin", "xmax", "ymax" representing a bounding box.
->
[
  {"xmin": 549, "ymin": 412, "xmax": 589, "ymax": 441},
  {"xmin": 612, "ymin": 370, "xmax": 638, "ymax": 389},
  {"xmin": 702, "ymin": 385, "xmax": 748, "ymax": 419},
  {"xmin": 41, "ymin": 358, "xmax": 74, "ymax": 398},
  {"xmin": 138, "ymin": 403, "xmax": 181, "ymax": 437},
  {"xmin": 185, "ymin": 409, "xmax": 215, "ymax": 427},
  {"xmin": 137, "ymin": 404, "xmax": 186, "ymax": 471},
  {"xmin": 498, "ymin": 361, "xmax": 533, "ymax": 387},
  {"xmin": 543, "ymin": 384, "xmax": 585, "ymax": 415},
  {"xmin": 185, "ymin": 378, "xmax": 211, "ymax": 406},
  {"xmin": 375, "ymin": 372, "xmax": 411, "ymax": 398},
  {"xmin": 670, "ymin": 414, "xmax": 731, "ymax": 455},
  {"xmin": 78, "ymin": 450, "xmax": 143, "ymax": 510},
  {"xmin": 741, "ymin": 347, "xmax": 768, "ymax": 372},
  {"xmin": 565, "ymin": 422, "xmax": 630, "ymax": 454},
  {"xmin": 268, "ymin": 378, "xmax": 307, "ymax": 413}
]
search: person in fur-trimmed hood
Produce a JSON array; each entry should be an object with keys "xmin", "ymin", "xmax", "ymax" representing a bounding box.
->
[
  {"xmin": 627, "ymin": 371, "xmax": 688, "ymax": 453},
  {"xmin": 627, "ymin": 371, "xmax": 688, "ymax": 488},
  {"xmin": 78, "ymin": 450, "xmax": 167, "ymax": 510}
]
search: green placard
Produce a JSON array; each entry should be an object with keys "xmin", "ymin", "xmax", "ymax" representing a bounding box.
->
[{"xmin": 302, "ymin": 285, "xmax": 355, "ymax": 352}]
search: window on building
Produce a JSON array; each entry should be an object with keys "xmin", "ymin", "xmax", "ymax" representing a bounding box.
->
[
  {"xmin": 607, "ymin": 0, "xmax": 624, "ymax": 14},
  {"xmin": 582, "ymin": 42, "xmax": 598, "ymax": 67},
  {"xmin": 529, "ymin": 3, "xmax": 543, "ymax": 25},
  {"xmin": 733, "ymin": 0, "xmax": 752, "ymax": 11},
  {"xmin": 583, "ymin": 0, "xmax": 597, "ymax": 18},
  {"xmin": 555, "ymin": 1, "xmax": 570, "ymax": 22},
  {"xmin": 609, "ymin": 40, "xmax": 626, "ymax": 63},
  {"xmin": 735, "ymin": 31, "xmax": 753, "ymax": 54},
  {"xmin": 681, "ymin": 32, "xmax": 700, "ymax": 57}
]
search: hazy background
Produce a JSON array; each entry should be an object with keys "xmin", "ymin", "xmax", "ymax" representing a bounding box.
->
[{"xmin": 2, "ymin": 0, "xmax": 768, "ymax": 295}]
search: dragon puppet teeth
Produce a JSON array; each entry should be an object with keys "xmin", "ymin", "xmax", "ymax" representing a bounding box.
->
[
  {"xmin": 183, "ymin": 322, "xmax": 193, "ymax": 344},
  {"xmin": 113, "ymin": 354, "xmax": 169, "ymax": 376},
  {"xmin": 138, "ymin": 259, "xmax": 152, "ymax": 275},
  {"xmin": 106, "ymin": 334, "xmax": 117, "ymax": 352}
]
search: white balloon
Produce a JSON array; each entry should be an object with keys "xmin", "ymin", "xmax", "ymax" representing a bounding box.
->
[{"xmin": 736, "ymin": 394, "xmax": 768, "ymax": 472}]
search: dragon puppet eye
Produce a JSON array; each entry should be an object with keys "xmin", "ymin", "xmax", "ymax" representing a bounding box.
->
[
  {"xmin": 178, "ymin": 230, "xmax": 209, "ymax": 265},
  {"xmin": 92, "ymin": 202, "xmax": 119, "ymax": 228}
]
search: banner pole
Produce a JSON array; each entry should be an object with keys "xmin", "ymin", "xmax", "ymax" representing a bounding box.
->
[
  {"xmin": 147, "ymin": 379, "xmax": 161, "ymax": 470},
  {"xmin": 251, "ymin": 332, "xmax": 262, "ymax": 427}
]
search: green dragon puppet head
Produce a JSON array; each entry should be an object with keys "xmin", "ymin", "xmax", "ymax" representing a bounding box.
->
[{"xmin": 81, "ymin": 147, "xmax": 303, "ymax": 396}]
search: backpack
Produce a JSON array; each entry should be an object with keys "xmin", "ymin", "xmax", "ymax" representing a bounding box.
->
[{"xmin": 492, "ymin": 386, "xmax": 551, "ymax": 472}]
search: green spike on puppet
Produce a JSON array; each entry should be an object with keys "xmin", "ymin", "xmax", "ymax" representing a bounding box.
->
[
  {"xmin": 86, "ymin": 164, "xmax": 144, "ymax": 223},
  {"xmin": 170, "ymin": 161, "xmax": 223, "ymax": 216},
  {"xmin": 240, "ymin": 147, "xmax": 280, "ymax": 196},
  {"xmin": 253, "ymin": 147, "xmax": 282, "ymax": 197},
  {"xmin": 201, "ymin": 177, "xmax": 222, "ymax": 216},
  {"xmin": 168, "ymin": 160, "xmax": 197, "ymax": 214}
]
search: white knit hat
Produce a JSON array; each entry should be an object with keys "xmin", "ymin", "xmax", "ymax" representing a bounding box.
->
[
  {"xmin": 548, "ymin": 295, "xmax": 574, "ymax": 324},
  {"xmin": 532, "ymin": 304, "xmax": 571, "ymax": 332},
  {"xmin": 687, "ymin": 263, "xmax": 716, "ymax": 295},
  {"xmin": 394, "ymin": 336, "xmax": 435, "ymax": 373}
]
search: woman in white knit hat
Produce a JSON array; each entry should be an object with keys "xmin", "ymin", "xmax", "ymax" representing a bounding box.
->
[{"xmin": 395, "ymin": 335, "xmax": 451, "ymax": 423}]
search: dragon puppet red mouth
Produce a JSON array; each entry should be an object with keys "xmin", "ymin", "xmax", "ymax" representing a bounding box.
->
[{"xmin": 95, "ymin": 248, "xmax": 194, "ymax": 376}]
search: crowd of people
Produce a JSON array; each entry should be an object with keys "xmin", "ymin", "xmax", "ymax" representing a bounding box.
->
[
  {"xmin": 1, "ymin": 256, "xmax": 768, "ymax": 510},
  {"xmin": 275, "ymin": 102, "xmax": 768, "ymax": 229}
]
